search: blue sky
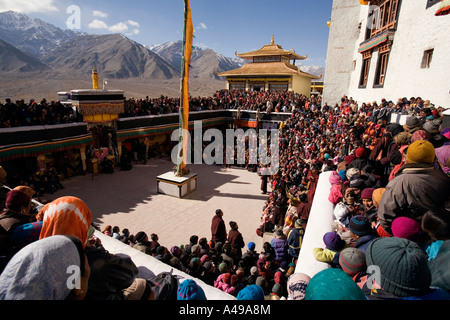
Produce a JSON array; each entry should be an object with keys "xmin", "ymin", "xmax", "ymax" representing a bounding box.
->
[{"xmin": 0, "ymin": 0, "xmax": 333, "ymax": 66}]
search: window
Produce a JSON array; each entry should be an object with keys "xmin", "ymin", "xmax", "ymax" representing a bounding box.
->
[
  {"xmin": 369, "ymin": 0, "xmax": 401, "ymax": 37},
  {"xmin": 421, "ymin": 49, "xmax": 434, "ymax": 69},
  {"xmin": 374, "ymin": 45, "xmax": 391, "ymax": 86},
  {"xmin": 269, "ymin": 83, "xmax": 288, "ymax": 91},
  {"xmin": 253, "ymin": 56, "xmax": 281, "ymax": 63},
  {"xmin": 359, "ymin": 52, "xmax": 372, "ymax": 87},
  {"xmin": 229, "ymin": 83, "xmax": 246, "ymax": 91}
]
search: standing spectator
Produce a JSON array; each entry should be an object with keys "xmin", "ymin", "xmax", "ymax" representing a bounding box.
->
[
  {"xmin": 287, "ymin": 219, "xmax": 305, "ymax": 262},
  {"xmin": 271, "ymin": 228, "xmax": 288, "ymax": 264},
  {"xmin": 227, "ymin": 221, "xmax": 245, "ymax": 261},
  {"xmin": 211, "ymin": 209, "xmax": 227, "ymax": 244}
]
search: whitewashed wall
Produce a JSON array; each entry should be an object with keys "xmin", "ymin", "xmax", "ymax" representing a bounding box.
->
[
  {"xmin": 294, "ymin": 171, "xmax": 334, "ymax": 278},
  {"xmin": 348, "ymin": 2, "xmax": 450, "ymax": 107},
  {"xmin": 322, "ymin": 0, "xmax": 362, "ymax": 106}
]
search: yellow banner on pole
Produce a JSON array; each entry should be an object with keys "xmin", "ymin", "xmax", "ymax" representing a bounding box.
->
[{"xmin": 177, "ymin": 0, "xmax": 194, "ymax": 176}]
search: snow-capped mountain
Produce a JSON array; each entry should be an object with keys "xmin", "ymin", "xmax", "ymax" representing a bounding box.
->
[
  {"xmin": 0, "ymin": 11, "xmax": 81, "ymax": 59},
  {"xmin": 297, "ymin": 63, "xmax": 325, "ymax": 80},
  {"xmin": 149, "ymin": 41, "xmax": 245, "ymax": 79}
]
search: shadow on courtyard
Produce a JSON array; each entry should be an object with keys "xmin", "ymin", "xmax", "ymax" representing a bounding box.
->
[{"xmin": 43, "ymin": 158, "xmax": 268, "ymax": 225}]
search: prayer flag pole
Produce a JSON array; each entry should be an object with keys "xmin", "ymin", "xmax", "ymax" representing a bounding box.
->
[{"xmin": 176, "ymin": 0, "xmax": 194, "ymax": 177}]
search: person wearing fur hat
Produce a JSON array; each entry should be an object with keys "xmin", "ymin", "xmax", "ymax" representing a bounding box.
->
[{"xmin": 377, "ymin": 140, "xmax": 450, "ymax": 234}]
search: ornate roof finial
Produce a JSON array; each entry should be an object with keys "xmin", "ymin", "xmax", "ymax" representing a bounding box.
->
[{"xmin": 271, "ymin": 35, "xmax": 275, "ymax": 45}]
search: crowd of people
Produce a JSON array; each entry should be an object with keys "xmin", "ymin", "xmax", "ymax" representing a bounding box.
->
[
  {"xmin": 1, "ymin": 89, "xmax": 318, "ymax": 128},
  {"xmin": 0, "ymin": 89, "xmax": 449, "ymax": 301}
]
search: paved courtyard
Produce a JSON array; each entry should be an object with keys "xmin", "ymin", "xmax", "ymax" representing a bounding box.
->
[{"xmin": 46, "ymin": 157, "xmax": 269, "ymax": 252}]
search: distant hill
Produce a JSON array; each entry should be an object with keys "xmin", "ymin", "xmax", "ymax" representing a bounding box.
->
[
  {"xmin": 41, "ymin": 33, "xmax": 180, "ymax": 80},
  {"xmin": 0, "ymin": 38, "xmax": 50, "ymax": 73},
  {"xmin": 150, "ymin": 41, "xmax": 245, "ymax": 79},
  {"xmin": 0, "ymin": 11, "xmax": 81, "ymax": 59},
  {"xmin": 0, "ymin": 11, "xmax": 325, "ymax": 100}
]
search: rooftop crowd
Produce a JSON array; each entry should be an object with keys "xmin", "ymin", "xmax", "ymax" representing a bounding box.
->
[{"xmin": 0, "ymin": 90, "xmax": 449, "ymax": 301}]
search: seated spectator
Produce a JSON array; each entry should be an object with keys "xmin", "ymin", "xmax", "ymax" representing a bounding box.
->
[
  {"xmin": 346, "ymin": 215, "xmax": 378, "ymax": 254},
  {"xmin": 377, "ymin": 140, "xmax": 450, "ymax": 234},
  {"xmin": 0, "ymin": 187, "xmax": 34, "ymax": 268},
  {"xmin": 133, "ymin": 231, "xmax": 152, "ymax": 255},
  {"xmin": 0, "ymin": 235, "xmax": 90, "ymax": 300},
  {"xmin": 313, "ymin": 231, "xmax": 346, "ymax": 265},
  {"xmin": 236, "ymin": 284, "xmax": 265, "ymax": 300},
  {"xmin": 38, "ymin": 196, "xmax": 92, "ymax": 248},
  {"xmin": 177, "ymin": 279, "xmax": 206, "ymax": 300},
  {"xmin": 304, "ymin": 268, "xmax": 367, "ymax": 300},
  {"xmin": 363, "ymin": 237, "xmax": 450, "ymax": 300},
  {"xmin": 286, "ymin": 272, "xmax": 310, "ymax": 300},
  {"xmin": 338, "ymin": 247, "xmax": 367, "ymax": 278}
]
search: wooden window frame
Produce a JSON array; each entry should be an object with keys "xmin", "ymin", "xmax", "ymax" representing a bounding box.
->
[
  {"xmin": 359, "ymin": 51, "xmax": 372, "ymax": 88},
  {"xmin": 370, "ymin": 0, "xmax": 401, "ymax": 38},
  {"xmin": 374, "ymin": 45, "xmax": 391, "ymax": 88},
  {"xmin": 421, "ymin": 48, "xmax": 434, "ymax": 69}
]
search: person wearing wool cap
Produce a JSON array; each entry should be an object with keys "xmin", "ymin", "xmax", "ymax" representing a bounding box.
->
[
  {"xmin": 347, "ymin": 215, "xmax": 378, "ymax": 253},
  {"xmin": 363, "ymin": 237, "xmax": 450, "ymax": 300},
  {"xmin": 177, "ymin": 279, "xmax": 206, "ymax": 300},
  {"xmin": 0, "ymin": 187, "xmax": 34, "ymax": 269},
  {"xmin": 361, "ymin": 188, "xmax": 377, "ymax": 223},
  {"xmin": 338, "ymin": 247, "xmax": 367, "ymax": 278},
  {"xmin": 236, "ymin": 284, "xmax": 265, "ymax": 300},
  {"xmin": 313, "ymin": 231, "xmax": 346, "ymax": 265},
  {"xmin": 304, "ymin": 268, "xmax": 367, "ymax": 300},
  {"xmin": 377, "ymin": 140, "xmax": 450, "ymax": 234},
  {"xmin": 391, "ymin": 216, "xmax": 422, "ymax": 242},
  {"xmin": 403, "ymin": 116, "xmax": 422, "ymax": 134}
]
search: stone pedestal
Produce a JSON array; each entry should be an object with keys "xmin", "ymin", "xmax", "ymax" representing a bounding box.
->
[{"xmin": 156, "ymin": 172, "xmax": 198, "ymax": 198}]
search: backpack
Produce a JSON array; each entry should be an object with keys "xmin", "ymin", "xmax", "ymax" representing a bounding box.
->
[{"xmin": 147, "ymin": 269, "xmax": 180, "ymax": 300}]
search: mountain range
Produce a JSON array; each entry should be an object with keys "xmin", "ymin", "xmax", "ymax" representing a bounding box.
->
[{"xmin": 0, "ymin": 11, "xmax": 324, "ymax": 100}]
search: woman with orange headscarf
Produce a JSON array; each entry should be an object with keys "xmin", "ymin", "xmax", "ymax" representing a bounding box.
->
[{"xmin": 38, "ymin": 196, "xmax": 92, "ymax": 248}]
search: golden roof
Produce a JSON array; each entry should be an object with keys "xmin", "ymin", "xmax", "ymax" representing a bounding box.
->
[
  {"xmin": 235, "ymin": 35, "xmax": 307, "ymax": 60},
  {"xmin": 218, "ymin": 61, "xmax": 320, "ymax": 79}
]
